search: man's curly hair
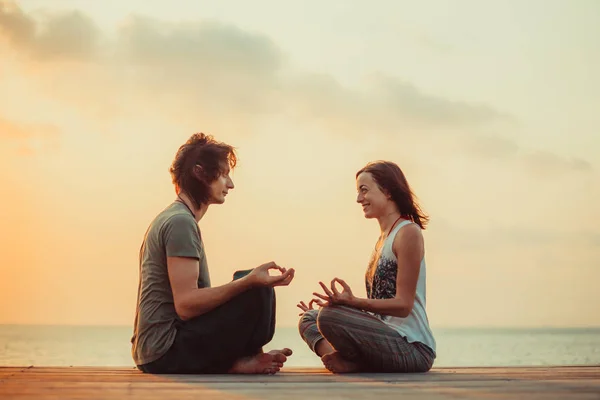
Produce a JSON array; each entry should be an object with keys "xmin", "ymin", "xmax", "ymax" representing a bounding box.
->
[{"xmin": 169, "ymin": 133, "xmax": 237, "ymax": 207}]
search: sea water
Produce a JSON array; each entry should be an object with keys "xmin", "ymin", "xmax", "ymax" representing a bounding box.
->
[{"xmin": 1, "ymin": 325, "xmax": 599, "ymax": 368}]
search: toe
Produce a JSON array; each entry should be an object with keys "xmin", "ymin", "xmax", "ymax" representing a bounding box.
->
[{"xmin": 274, "ymin": 353, "xmax": 287, "ymax": 363}]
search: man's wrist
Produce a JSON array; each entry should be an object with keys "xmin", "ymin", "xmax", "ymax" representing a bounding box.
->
[
  {"xmin": 242, "ymin": 273, "xmax": 260, "ymax": 289},
  {"xmin": 233, "ymin": 274, "xmax": 255, "ymax": 291}
]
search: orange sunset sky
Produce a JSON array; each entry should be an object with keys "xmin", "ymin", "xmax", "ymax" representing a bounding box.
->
[{"xmin": 0, "ymin": 0, "xmax": 599, "ymax": 329}]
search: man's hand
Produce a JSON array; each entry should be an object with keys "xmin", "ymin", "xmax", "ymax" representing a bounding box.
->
[
  {"xmin": 312, "ymin": 278, "xmax": 356, "ymax": 306},
  {"xmin": 248, "ymin": 261, "xmax": 295, "ymax": 288}
]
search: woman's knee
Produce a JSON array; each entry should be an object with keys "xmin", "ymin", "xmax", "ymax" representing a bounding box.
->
[
  {"xmin": 316, "ymin": 305, "xmax": 352, "ymax": 334},
  {"xmin": 418, "ymin": 355, "xmax": 434, "ymax": 373},
  {"xmin": 298, "ymin": 309, "xmax": 318, "ymax": 334}
]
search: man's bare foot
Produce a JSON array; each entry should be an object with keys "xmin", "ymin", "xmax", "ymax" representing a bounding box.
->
[
  {"xmin": 321, "ymin": 351, "xmax": 360, "ymax": 374},
  {"xmin": 268, "ymin": 348, "xmax": 293, "ymax": 358},
  {"xmin": 228, "ymin": 352, "xmax": 286, "ymax": 375}
]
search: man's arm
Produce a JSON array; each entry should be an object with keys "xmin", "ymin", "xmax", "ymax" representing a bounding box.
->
[
  {"xmin": 163, "ymin": 213, "xmax": 254, "ymax": 320},
  {"xmin": 163, "ymin": 213, "xmax": 295, "ymax": 321},
  {"xmin": 168, "ymin": 257, "xmax": 295, "ymax": 321},
  {"xmin": 167, "ymin": 256, "xmax": 254, "ymax": 320}
]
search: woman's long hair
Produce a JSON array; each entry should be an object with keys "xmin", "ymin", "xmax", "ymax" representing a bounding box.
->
[{"xmin": 356, "ymin": 161, "xmax": 429, "ymax": 229}]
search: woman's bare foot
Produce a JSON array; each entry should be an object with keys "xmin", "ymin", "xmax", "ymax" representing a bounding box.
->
[
  {"xmin": 315, "ymin": 339, "xmax": 334, "ymax": 357},
  {"xmin": 321, "ymin": 351, "xmax": 360, "ymax": 374},
  {"xmin": 228, "ymin": 352, "xmax": 286, "ymax": 375}
]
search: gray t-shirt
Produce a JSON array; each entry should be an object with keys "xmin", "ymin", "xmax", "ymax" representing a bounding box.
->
[{"xmin": 131, "ymin": 201, "xmax": 211, "ymax": 366}]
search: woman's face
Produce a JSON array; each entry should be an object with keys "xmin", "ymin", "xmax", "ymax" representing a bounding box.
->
[{"xmin": 356, "ymin": 172, "xmax": 390, "ymax": 219}]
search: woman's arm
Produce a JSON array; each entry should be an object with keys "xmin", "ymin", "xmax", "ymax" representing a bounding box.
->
[{"xmin": 315, "ymin": 223, "xmax": 424, "ymax": 318}]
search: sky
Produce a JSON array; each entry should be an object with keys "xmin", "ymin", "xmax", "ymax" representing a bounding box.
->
[{"xmin": 0, "ymin": 0, "xmax": 599, "ymax": 328}]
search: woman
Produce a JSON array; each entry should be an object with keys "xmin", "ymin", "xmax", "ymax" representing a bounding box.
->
[{"xmin": 297, "ymin": 161, "xmax": 436, "ymax": 373}]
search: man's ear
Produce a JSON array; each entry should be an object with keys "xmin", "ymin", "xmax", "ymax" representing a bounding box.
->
[{"xmin": 193, "ymin": 164, "xmax": 204, "ymax": 181}]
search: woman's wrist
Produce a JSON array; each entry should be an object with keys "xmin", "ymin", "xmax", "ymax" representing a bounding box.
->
[{"xmin": 346, "ymin": 296, "xmax": 361, "ymax": 308}]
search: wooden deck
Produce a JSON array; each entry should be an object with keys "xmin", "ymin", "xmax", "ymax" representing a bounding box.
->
[{"xmin": 1, "ymin": 366, "xmax": 599, "ymax": 399}]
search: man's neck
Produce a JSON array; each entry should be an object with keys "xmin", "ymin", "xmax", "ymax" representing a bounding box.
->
[{"xmin": 177, "ymin": 192, "xmax": 208, "ymax": 222}]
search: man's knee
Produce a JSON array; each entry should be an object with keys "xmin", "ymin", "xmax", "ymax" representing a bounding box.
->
[
  {"xmin": 213, "ymin": 285, "xmax": 273, "ymax": 323},
  {"xmin": 252, "ymin": 285, "xmax": 275, "ymax": 307},
  {"xmin": 236, "ymin": 285, "xmax": 274, "ymax": 306}
]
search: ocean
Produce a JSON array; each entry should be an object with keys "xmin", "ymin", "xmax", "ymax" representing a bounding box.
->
[{"xmin": 1, "ymin": 325, "xmax": 599, "ymax": 368}]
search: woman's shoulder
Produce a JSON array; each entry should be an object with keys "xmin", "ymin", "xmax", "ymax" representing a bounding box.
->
[
  {"xmin": 391, "ymin": 221, "xmax": 424, "ymax": 253},
  {"xmin": 396, "ymin": 220, "xmax": 422, "ymax": 237}
]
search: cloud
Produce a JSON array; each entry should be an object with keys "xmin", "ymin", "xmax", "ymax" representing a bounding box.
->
[
  {"xmin": 117, "ymin": 16, "xmax": 283, "ymax": 74},
  {"xmin": 0, "ymin": 1, "xmax": 100, "ymax": 61},
  {"xmin": 281, "ymin": 73, "xmax": 510, "ymax": 139},
  {"xmin": 0, "ymin": 2, "xmax": 506, "ymax": 129},
  {"xmin": 113, "ymin": 15, "xmax": 286, "ymax": 119},
  {"xmin": 0, "ymin": 116, "xmax": 60, "ymax": 155},
  {"xmin": 431, "ymin": 219, "xmax": 600, "ymax": 252},
  {"xmin": 0, "ymin": 0, "xmax": 33, "ymax": 47},
  {"xmin": 523, "ymin": 151, "xmax": 593, "ymax": 174},
  {"xmin": 0, "ymin": 1, "xmax": 591, "ymax": 174},
  {"xmin": 462, "ymin": 134, "xmax": 520, "ymax": 159},
  {"xmin": 367, "ymin": 75, "xmax": 507, "ymax": 127},
  {"xmin": 462, "ymin": 134, "xmax": 593, "ymax": 174}
]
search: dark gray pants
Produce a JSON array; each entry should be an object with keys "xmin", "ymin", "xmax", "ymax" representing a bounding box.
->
[{"xmin": 139, "ymin": 272, "xmax": 275, "ymax": 374}]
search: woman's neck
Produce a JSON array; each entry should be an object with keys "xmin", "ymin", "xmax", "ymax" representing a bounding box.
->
[{"xmin": 377, "ymin": 211, "xmax": 403, "ymax": 238}]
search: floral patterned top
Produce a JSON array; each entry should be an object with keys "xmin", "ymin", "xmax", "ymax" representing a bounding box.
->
[{"xmin": 365, "ymin": 253, "xmax": 398, "ymax": 301}]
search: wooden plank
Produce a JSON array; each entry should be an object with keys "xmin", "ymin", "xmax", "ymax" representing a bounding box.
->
[
  {"xmin": 0, "ymin": 366, "xmax": 598, "ymax": 400},
  {"xmin": 3, "ymin": 366, "xmax": 598, "ymax": 380}
]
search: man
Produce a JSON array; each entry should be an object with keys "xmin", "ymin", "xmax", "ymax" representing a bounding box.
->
[{"xmin": 131, "ymin": 132, "xmax": 295, "ymax": 374}]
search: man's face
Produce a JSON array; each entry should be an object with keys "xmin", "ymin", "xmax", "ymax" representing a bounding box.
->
[{"xmin": 208, "ymin": 165, "xmax": 234, "ymax": 204}]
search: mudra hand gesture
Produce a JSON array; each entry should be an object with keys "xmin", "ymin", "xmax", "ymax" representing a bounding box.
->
[
  {"xmin": 313, "ymin": 278, "xmax": 356, "ymax": 307},
  {"xmin": 296, "ymin": 299, "xmax": 321, "ymax": 316},
  {"xmin": 248, "ymin": 262, "xmax": 295, "ymax": 287}
]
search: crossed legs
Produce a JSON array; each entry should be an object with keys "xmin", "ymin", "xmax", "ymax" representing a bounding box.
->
[{"xmin": 299, "ymin": 305, "xmax": 434, "ymax": 373}]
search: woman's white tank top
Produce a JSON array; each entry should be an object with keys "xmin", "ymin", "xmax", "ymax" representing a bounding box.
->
[{"xmin": 365, "ymin": 220, "xmax": 437, "ymax": 353}]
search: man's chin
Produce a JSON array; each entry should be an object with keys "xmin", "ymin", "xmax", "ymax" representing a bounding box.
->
[{"xmin": 208, "ymin": 197, "xmax": 226, "ymax": 205}]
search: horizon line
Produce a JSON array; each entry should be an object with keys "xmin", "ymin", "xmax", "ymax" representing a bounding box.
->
[{"xmin": 1, "ymin": 323, "xmax": 599, "ymax": 330}]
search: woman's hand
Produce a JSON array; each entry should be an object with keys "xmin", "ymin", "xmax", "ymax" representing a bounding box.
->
[
  {"xmin": 296, "ymin": 299, "xmax": 321, "ymax": 316},
  {"xmin": 313, "ymin": 278, "xmax": 356, "ymax": 307}
]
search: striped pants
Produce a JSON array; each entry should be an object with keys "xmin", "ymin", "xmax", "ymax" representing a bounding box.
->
[{"xmin": 298, "ymin": 305, "xmax": 435, "ymax": 373}]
